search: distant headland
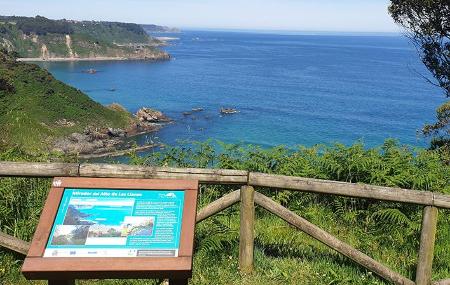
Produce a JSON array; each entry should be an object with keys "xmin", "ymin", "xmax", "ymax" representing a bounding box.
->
[
  {"xmin": 0, "ymin": 15, "xmax": 172, "ymax": 61},
  {"xmin": 141, "ymin": 24, "xmax": 181, "ymax": 34}
]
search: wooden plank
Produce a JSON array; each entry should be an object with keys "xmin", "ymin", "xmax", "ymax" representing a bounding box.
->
[
  {"xmin": 54, "ymin": 177, "xmax": 199, "ymax": 190},
  {"xmin": 249, "ymin": 172, "xmax": 444, "ymax": 208},
  {"xmin": 1, "ymin": 161, "xmax": 450, "ymax": 209},
  {"xmin": 0, "ymin": 162, "xmax": 79, "ymax": 177},
  {"xmin": 196, "ymin": 190, "xmax": 241, "ymax": 223},
  {"xmin": 22, "ymin": 256, "xmax": 192, "ymax": 280},
  {"xmin": 0, "ymin": 231, "xmax": 30, "ymax": 255},
  {"xmin": 239, "ymin": 186, "xmax": 255, "ymax": 274},
  {"xmin": 27, "ymin": 187, "xmax": 64, "ymax": 257},
  {"xmin": 79, "ymin": 164, "xmax": 248, "ymax": 184},
  {"xmin": 416, "ymin": 206, "xmax": 438, "ymax": 285},
  {"xmin": 178, "ymin": 189, "xmax": 199, "ymax": 257},
  {"xmin": 432, "ymin": 193, "xmax": 450, "ymax": 209},
  {"xmin": 254, "ymin": 192, "xmax": 415, "ymax": 285}
]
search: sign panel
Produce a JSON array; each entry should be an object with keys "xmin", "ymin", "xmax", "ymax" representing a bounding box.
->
[
  {"xmin": 22, "ymin": 177, "xmax": 198, "ymax": 281},
  {"xmin": 44, "ymin": 188, "xmax": 185, "ymax": 258}
]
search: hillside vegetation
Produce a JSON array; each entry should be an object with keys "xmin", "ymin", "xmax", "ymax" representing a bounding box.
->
[
  {"xmin": 0, "ymin": 140, "xmax": 449, "ymax": 284},
  {"xmin": 0, "ymin": 16, "xmax": 169, "ymax": 59},
  {"xmin": 0, "ymin": 49, "xmax": 134, "ymax": 153}
]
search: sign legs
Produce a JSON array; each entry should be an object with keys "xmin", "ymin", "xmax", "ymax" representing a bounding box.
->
[
  {"xmin": 169, "ymin": 279, "xmax": 189, "ymax": 285},
  {"xmin": 48, "ymin": 280, "xmax": 75, "ymax": 285}
]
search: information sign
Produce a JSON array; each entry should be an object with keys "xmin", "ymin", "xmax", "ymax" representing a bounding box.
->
[
  {"xmin": 45, "ymin": 188, "xmax": 185, "ymax": 258},
  {"xmin": 22, "ymin": 177, "xmax": 198, "ymax": 284}
]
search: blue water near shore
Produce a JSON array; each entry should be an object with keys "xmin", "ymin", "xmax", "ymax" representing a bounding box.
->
[{"xmin": 39, "ymin": 30, "xmax": 445, "ymax": 149}]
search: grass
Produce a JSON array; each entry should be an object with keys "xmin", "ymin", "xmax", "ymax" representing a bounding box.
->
[
  {"xmin": 1, "ymin": 140, "xmax": 449, "ymax": 284},
  {"xmin": 1, "ymin": 206, "xmax": 445, "ymax": 285}
]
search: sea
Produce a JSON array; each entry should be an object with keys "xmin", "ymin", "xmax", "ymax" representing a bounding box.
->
[{"xmin": 38, "ymin": 30, "xmax": 446, "ymax": 151}]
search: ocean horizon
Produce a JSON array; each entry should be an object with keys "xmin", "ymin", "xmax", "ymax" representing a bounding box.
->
[{"xmin": 180, "ymin": 28, "xmax": 402, "ymax": 37}]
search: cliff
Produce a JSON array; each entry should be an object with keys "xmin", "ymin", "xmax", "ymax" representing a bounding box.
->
[
  {"xmin": 0, "ymin": 49, "xmax": 168, "ymax": 154},
  {"xmin": 0, "ymin": 16, "xmax": 170, "ymax": 60}
]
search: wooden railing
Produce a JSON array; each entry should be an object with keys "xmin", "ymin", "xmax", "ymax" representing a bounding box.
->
[{"xmin": 0, "ymin": 161, "xmax": 449, "ymax": 285}]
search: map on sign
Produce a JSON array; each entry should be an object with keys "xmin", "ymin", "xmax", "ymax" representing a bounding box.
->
[{"xmin": 44, "ymin": 189, "xmax": 184, "ymax": 258}]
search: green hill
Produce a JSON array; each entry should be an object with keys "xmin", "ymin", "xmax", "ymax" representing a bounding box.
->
[
  {"xmin": 0, "ymin": 49, "xmax": 134, "ymax": 153},
  {"xmin": 0, "ymin": 15, "xmax": 169, "ymax": 60}
]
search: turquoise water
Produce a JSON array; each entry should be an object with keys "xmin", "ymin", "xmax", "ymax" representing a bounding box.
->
[{"xmin": 39, "ymin": 30, "xmax": 445, "ymax": 149}]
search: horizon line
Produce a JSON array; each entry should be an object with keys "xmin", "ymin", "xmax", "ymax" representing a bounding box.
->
[{"xmin": 178, "ymin": 27, "xmax": 402, "ymax": 36}]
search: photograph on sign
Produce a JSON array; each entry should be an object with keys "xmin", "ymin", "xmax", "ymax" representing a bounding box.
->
[{"xmin": 44, "ymin": 188, "xmax": 185, "ymax": 258}]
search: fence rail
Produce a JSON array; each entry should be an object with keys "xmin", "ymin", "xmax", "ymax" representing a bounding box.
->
[{"xmin": 1, "ymin": 161, "xmax": 449, "ymax": 285}]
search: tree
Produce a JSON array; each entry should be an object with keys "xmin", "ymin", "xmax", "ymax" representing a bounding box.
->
[
  {"xmin": 389, "ymin": 0, "xmax": 450, "ymax": 152},
  {"xmin": 423, "ymin": 101, "xmax": 450, "ymax": 149},
  {"xmin": 15, "ymin": 15, "xmax": 74, "ymax": 35}
]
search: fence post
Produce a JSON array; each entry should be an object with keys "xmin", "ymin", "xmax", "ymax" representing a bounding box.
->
[
  {"xmin": 416, "ymin": 206, "xmax": 438, "ymax": 285},
  {"xmin": 239, "ymin": 185, "xmax": 255, "ymax": 274}
]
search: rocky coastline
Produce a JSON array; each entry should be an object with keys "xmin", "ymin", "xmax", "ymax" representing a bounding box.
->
[{"xmin": 53, "ymin": 107, "xmax": 172, "ymax": 157}]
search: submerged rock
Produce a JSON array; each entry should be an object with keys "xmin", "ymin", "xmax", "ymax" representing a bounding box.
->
[
  {"xmin": 220, "ymin": 108, "xmax": 239, "ymax": 115},
  {"xmin": 82, "ymin": 68, "xmax": 97, "ymax": 74}
]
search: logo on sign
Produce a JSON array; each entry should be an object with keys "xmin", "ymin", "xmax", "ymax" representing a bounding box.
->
[{"xmin": 53, "ymin": 180, "xmax": 62, "ymax": 187}]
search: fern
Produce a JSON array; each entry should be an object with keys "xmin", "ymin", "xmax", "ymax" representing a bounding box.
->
[
  {"xmin": 196, "ymin": 219, "xmax": 238, "ymax": 253},
  {"xmin": 371, "ymin": 208, "xmax": 420, "ymax": 234}
]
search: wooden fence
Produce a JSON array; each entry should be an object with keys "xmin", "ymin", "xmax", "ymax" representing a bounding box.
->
[{"xmin": 0, "ymin": 161, "xmax": 449, "ymax": 285}]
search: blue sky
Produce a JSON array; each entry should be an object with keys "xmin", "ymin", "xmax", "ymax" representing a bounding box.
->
[{"xmin": 0, "ymin": 0, "xmax": 399, "ymax": 32}]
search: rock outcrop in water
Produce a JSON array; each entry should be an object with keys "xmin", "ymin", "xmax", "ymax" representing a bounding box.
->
[
  {"xmin": 136, "ymin": 107, "xmax": 171, "ymax": 123},
  {"xmin": 134, "ymin": 107, "xmax": 172, "ymax": 134},
  {"xmin": 53, "ymin": 107, "xmax": 172, "ymax": 156},
  {"xmin": 220, "ymin": 108, "xmax": 239, "ymax": 115}
]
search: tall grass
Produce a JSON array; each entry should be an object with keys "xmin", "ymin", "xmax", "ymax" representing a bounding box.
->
[{"xmin": 1, "ymin": 140, "xmax": 449, "ymax": 284}]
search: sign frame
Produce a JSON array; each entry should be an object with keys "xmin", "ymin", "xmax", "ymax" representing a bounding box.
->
[{"xmin": 22, "ymin": 177, "xmax": 198, "ymax": 281}]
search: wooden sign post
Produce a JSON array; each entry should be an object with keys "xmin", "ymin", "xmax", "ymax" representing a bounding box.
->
[{"xmin": 22, "ymin": 177, "xmax": 198, "ymax": 285}]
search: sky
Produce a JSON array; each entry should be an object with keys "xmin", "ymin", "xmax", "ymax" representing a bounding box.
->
[{"xmin": 0, "ymin": 0, "xmax": 399, "ymax": 33}]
